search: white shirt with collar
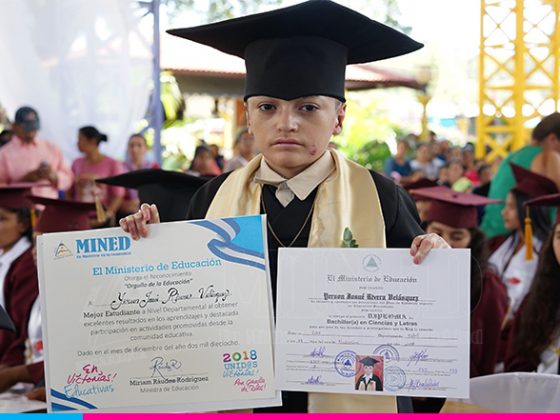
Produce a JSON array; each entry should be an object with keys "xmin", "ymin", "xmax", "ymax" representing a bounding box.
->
[
  {"xmin": 253, "ymin": 150, "xmax": 335, "ymax": 207},
  {"xmin": 0, "ymin": 236, "xmax": 32, "ymax": 308}
]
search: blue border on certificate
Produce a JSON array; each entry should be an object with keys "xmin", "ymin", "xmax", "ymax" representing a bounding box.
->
[{"xmin": 192, "ymin": 216, "xmax": 266, "ymax": 271}]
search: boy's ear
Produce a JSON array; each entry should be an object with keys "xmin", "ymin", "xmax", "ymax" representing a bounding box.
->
[{"xmin": 333, "ymin": 102, "xmax": 346, "ymax": 135}]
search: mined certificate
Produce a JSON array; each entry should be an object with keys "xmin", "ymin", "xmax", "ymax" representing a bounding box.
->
[
  {"xmin": 38, "ymin": 215, "xmax": 280, "ymax": 412},
  {"xmin": 275, "ymin": 248, "xmax": 470, "ymax": 398}
]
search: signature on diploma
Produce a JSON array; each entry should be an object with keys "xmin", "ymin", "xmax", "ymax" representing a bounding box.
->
[
  {"xmin": 407, "ymin": 349, "xmax": 429, "ymax": 366},
  {"xmin": 309, "ymin": 346, "xmax": 326, "ymax": 358},
  {"xmin": 110, "ymin": 291, "xmax": 158, "ymax": 310},
  {"xmin": 305, "ymin": 375, "xmax": 323, "ymax": 385},
  {"xmin": 150, "ymin": 356, "xmax": 182, "ymax": 378},
  {"xmin": 406, "ymin": 378, "xmax": 440, "ymax": 390},
  {"xmin": 161, "ymin": 286, "xmax": 231, "ymax": 305}
]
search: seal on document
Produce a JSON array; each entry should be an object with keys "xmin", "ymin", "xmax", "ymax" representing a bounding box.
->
[
  {"xmin": 384, "ymin": 365, "xmax": 406, "ymax": 391},
  {"xmin": 334, "ymin": 350, "xmax": 356, "ymax": 377},
  {"xmin": 373, "ymin": 344, "xmax": 400, "ymax": 363}
]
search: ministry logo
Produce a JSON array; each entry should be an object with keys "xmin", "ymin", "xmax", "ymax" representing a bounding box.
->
[
  {"xmin": 54, "ymin": 242, "xmax": 73, "ymax": 259},
  {"xmin": 362, "ymin": 254, "xmax": 381, "ymax": 272}
]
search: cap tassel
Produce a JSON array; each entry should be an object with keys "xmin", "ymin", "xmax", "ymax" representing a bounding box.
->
[
  {"xmin": 524, "ymin": 207, "xmax": 533, "ymax": 260},
  {"xmin": 94, "ymin": 190, "xmax": 106, "ymax": 223},
  {"xmin": 30, "ymin": 207, "xmax": 37, "ymax": 229}
]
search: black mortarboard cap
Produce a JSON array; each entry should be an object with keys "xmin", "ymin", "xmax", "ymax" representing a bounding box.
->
[
  {"xmin": 167, "ymin": 0, "xmax": 423, "ymax": 101},
  {"xmin": 96, "ymin": 169, "xmax": 208, "ymax": 222},
  {"xmin": 359, "ymin": 356, "xmax": 380, "ymax": 367},
  {"xmin": 0, "ymin": 304, "xmax": 15, "ymax": 332}
]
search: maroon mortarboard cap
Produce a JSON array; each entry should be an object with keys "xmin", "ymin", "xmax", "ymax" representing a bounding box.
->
[
  {"xmin": 0, "ymin": 183, "xmax": 37, "ymax": 209},
  {"xmin": 525, "ymin": 193, "xmax": 560, "ymax": 225},
  {"xmin": 511, "ymin": 163, "xmax": 559, "ymax": 198},
  {"xmin": 407, "ymin": 185, "xmax": 449, "ymax": 202},
  {"xmin": 411, "ymin": 186, "xmax": 502, "ymax": 229},
  {"xmin": 402, "ymin": 178, "xmax": 439, "ymax": 192},
  {"xmin": 28, "ymin": 196, "xmax": 96, "ymax": 233},
  {"xmin": 359, "ymin": 356, "xmax": 380, "ymax": 367}
]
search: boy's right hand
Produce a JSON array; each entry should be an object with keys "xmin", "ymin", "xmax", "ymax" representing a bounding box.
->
[{"xmin": 119, "ymin": 203, "xmax": 160, "ymax": 240}]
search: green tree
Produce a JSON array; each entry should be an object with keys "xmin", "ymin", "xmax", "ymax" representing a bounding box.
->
[{"xmin": 335, "ymin": 92, "xmax": 403, "ymax": 172}]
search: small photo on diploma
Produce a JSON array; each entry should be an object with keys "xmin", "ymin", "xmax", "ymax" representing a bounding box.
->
[{"xmin": 354, "ymin": 355, "xmax": 383, "ymax": 392}]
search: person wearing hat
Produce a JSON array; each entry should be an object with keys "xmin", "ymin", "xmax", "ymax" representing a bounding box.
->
[
  {"xmin": 504, "ymin": 193, "xmax": 560, "ymax": 374},
  {"xmin": 96, "ymin": 168, "xmax": 208, "ymax": 222},
  {"xmin": 0, "ymin": 106, "xmax": 73, "ymax": 199},
  {"xmin": 487, "ymin": 164, "xmax": 557, "ymax": 371},
  {"xmin": 0, "ymin": 184, "xmax": 37, "ymax": 369},
  {"xmin": 488, "ymin": 164, "xmax": 557, "ymax": 321},
  {"xmin": 412, "ymin": 186, "xmax": 509, "ymax": 377},
  {"xmin": 355, "ymin": 356, "xmax": 382, "ymax": 391},
  {"xmin": 0, "ymin": 196, "xmax": 97, "ymax": 401},
  {"xmin": 120, "ymin": 0, "xmax": 451, "ymax": 413},
  {"xmin": 481, "ymin": 112, "xmax": 560, "ymax": 239}
]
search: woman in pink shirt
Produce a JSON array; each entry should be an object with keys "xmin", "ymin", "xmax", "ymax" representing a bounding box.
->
[
  {"xmin": 70, "ymin": 126, "xmax": 125, "ymax": 225},
  {"xmin": 119, "ymin": 133, "xmax": 160, "ymax": 216}
]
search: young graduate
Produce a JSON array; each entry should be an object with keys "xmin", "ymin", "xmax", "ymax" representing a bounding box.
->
[
  {"xmin": 410, "ymin": 186, "xmax": 509, "ymax": 377},
  {"xmin": 120, "ymin": 0, "xmax": 450, "ymax": 413},
  {"xmin": 0, "ymin": 197, "xmax": 97, "ymax": 401},
  {"xmin": 488, "ymin": 164, "xmax": 557, "ymax": 320},
  {"xmin": 0, "ymin": 184, "xmax": 36, "ymax": 368},
  {"xmin": 355, "ymin": 356, "xmax": 383, "ymax": 391},
  {"xmin": 504, "ymin": 193, "xmax": 560, "ymax": 373}
]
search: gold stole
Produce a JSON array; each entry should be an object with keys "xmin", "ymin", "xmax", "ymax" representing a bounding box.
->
[{"xmin": 207, "ymin": 150, "xmax": 395, "ymax": 412}]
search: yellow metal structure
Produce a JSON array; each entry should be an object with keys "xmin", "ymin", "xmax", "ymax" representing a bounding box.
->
[{"xmin": 477, "ymin": 0, "xmax": 560, "ymax": 162}]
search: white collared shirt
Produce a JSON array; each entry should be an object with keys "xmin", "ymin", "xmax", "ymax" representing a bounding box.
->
[
  {"xmin": 0, "ymin": 236, "xmax": 32, "ymax": 308},
  {"xmin": 253, "ymin": 150, "xmax": 335, "ymax": 207}
]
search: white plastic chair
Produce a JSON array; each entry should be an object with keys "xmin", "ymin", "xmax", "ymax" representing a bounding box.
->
[{"xmin": 466, "ymin": 372, "xmax": 560, "ymax": 413}]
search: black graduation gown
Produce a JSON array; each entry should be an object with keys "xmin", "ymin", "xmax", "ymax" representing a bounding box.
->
[
  {"xmin": 186, "ymin": 170, "xmax": 441, "ymax": 413},
  {"xmin": 355, "ymin": 374, "xmax": 383, "ymax": 391}
]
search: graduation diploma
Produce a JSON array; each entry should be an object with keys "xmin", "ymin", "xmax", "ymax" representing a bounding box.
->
[
  {"xmin": 37, "ymin": 215, "xmax": 280, "ymax": 412},
  {"xmin": 275, "ymin": 248, "xmax": 470, "ymax": 398}
]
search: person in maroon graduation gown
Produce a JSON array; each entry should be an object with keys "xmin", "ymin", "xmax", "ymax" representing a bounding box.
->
[
  {"xmin": 0, "ymin": 197, "xmax": 96, "ymax": 400},
  {"xmin": 504, "ymin": 193, "xmax": 560, "ymax": 374},
  {"xmin": 411, "ymin": 186, "xmax": 509, "ymax": 377},
  {"xmin": 0, "ymin": 184, "xmax": 35, "ymax": 368}
]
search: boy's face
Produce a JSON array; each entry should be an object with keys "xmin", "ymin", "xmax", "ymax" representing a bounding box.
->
[{"xmin": 245, "ymin": 96, "xmax": 345, "ymax": 178}]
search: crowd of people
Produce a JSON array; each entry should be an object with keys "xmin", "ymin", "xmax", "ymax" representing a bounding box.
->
[
  {"xmin": 383, "ymin": 114, "xmax": 560, "ymax": 380},
  {"xmin": 0, "ymin": 0, "xmax": 559, "ymax": 413},
  {"xmin": 0, "ymin": 107, "xmax": 257, "ymax": 224},
  {"xmin": 0, "ymin": 101, "xmax": 559, "ymax": 413}
]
